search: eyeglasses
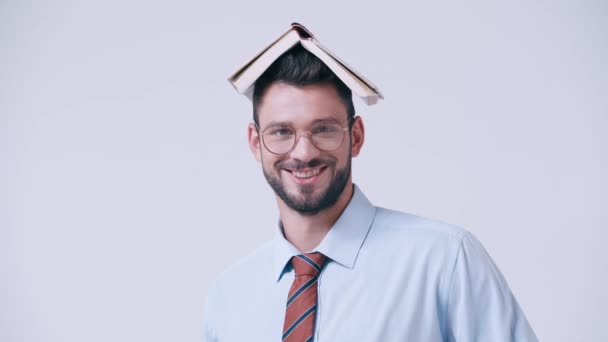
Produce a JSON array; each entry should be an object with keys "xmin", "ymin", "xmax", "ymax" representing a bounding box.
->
[{"xmin": 257, "ymin": 119, "xmax": 351, "ymax": 155}]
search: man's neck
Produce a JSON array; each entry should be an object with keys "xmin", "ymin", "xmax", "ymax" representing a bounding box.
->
[{"xmin": 277, "ymin": 183, "xmax": 354, "ymax": 253}]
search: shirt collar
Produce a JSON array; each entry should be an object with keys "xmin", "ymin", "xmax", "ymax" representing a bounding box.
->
[{"xmin": 272, "ymin": 184, "xmax": 377, "ymax": 282}]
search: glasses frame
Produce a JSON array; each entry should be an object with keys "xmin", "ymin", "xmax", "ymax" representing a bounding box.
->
[{"xmin": 255, "ymin": 117, "xmax": 353, "ymax": 155}]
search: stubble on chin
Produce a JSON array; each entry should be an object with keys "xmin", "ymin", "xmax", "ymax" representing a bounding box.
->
[{"xmin": 299, "ymin": 183, "xmax": 315, "ymax": 195}]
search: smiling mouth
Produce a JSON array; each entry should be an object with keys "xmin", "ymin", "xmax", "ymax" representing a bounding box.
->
[{"xmin": 285, "ymin": 166, "xmax": 327, "ymax": 181}]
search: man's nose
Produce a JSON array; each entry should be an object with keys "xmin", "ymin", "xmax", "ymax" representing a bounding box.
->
[{"xmin": 289, "ymin": 132, "xmax": 321, "ymax": 161}]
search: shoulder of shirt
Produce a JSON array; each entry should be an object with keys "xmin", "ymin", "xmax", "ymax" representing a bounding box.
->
[
  {"xmin": 372, "ymin": 206, "xmax": 470, "ymax": 242},
  {"xmin": 209, "ymin": 239, "xmax": 275, "ymax": 288}
]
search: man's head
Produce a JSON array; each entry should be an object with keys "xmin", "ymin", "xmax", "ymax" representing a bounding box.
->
[{"xmin": 247, "ymin": 45, "xmax": 365, "ymax": 216}]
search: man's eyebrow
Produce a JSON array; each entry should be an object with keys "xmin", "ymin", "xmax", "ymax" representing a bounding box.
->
[{"xmin": 310, "ymin": 116, "xmax": 342, "ymax": 124}]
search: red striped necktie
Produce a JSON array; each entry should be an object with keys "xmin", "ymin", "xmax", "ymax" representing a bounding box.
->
[{"xmin": 282, "ymin": 252, "xmax": 328, "ymax": 342}]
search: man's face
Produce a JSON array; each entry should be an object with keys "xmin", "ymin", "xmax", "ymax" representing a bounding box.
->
[{"xmin": 248, "ymin": 82, "xmax": 364, "ymax": 215}]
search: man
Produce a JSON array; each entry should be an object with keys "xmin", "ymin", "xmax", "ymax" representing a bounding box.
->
[{"xmin": 203, "ymin": 30, "xmax": 537, "ymax": 341}]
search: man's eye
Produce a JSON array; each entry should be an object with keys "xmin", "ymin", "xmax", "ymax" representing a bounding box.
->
[
  {"xmin": 313, "ymin": 125, "xmax": 338, "ymax": 134},
  {"xmin": 270, "ymin": 128, "xmax": 294, "ymax": 136}
]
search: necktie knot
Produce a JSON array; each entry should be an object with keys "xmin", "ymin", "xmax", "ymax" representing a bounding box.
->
[{"xmin": 291, "ymin": 252, "xmax": 327, "ymax": 277}]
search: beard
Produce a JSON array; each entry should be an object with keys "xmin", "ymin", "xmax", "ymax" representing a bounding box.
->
[{"xmin": 263, "ymin": 156, "xmax": 351, "ymax": 216}]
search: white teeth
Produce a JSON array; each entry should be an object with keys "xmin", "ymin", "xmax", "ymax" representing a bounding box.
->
[{"xmin": 293, "ymin": 168, "xmax": 322, "ymax": 179}]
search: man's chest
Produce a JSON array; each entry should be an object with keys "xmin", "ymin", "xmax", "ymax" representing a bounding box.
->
[{"xmin": 216, "ymin": 265, "xmax": 448, "ymax": 342}]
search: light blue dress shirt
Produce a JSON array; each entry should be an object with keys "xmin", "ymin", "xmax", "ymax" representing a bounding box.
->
[{"xmin": 203, "ymin": 185, "xmax": 537, "ymax": 341}]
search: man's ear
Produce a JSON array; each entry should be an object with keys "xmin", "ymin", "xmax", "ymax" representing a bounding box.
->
[
  {"xmin": 350, "ymin": 115, "xmax": 365, "ymax": 157},
  {"xmin": 248, "ymin": 123, "xmax": 262, "ymax": 162}
]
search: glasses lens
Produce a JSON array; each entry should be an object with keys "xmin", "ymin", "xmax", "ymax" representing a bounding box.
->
[
  {"xmin": 262, "ymin": 126, "xmax": 296, "ymax": 154},
  {"xmin": 311, "ymin": 121, "xmax": 345, "ymax": 151}
]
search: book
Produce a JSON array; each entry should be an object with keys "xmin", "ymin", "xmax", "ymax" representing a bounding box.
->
[{"xmin": 228, "ymin": 23, "xmax": 384, "ymax": 106}]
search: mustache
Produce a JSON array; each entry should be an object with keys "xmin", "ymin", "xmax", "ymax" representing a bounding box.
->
[{"xmin": 276, "ymin": 158, "xmax": 334, "ymax": 171}]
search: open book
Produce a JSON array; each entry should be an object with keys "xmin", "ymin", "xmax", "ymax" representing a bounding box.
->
[{"xmin": 228, "ymin": 23, "xmax": 384, "ymax": 106}]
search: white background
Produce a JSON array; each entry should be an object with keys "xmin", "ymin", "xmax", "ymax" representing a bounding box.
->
[{"xmin": 1, "ymin": 0, "xmax": 606, "ymax": 341}]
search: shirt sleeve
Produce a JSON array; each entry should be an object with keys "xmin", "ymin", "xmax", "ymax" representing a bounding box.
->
[
  {"xmin": 445, "ymin": 231, "xmax": 538, "ymax": 342},
  {"xmin": 202, "ymin": 280, "xmax": 220, "ymax": 342}
]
